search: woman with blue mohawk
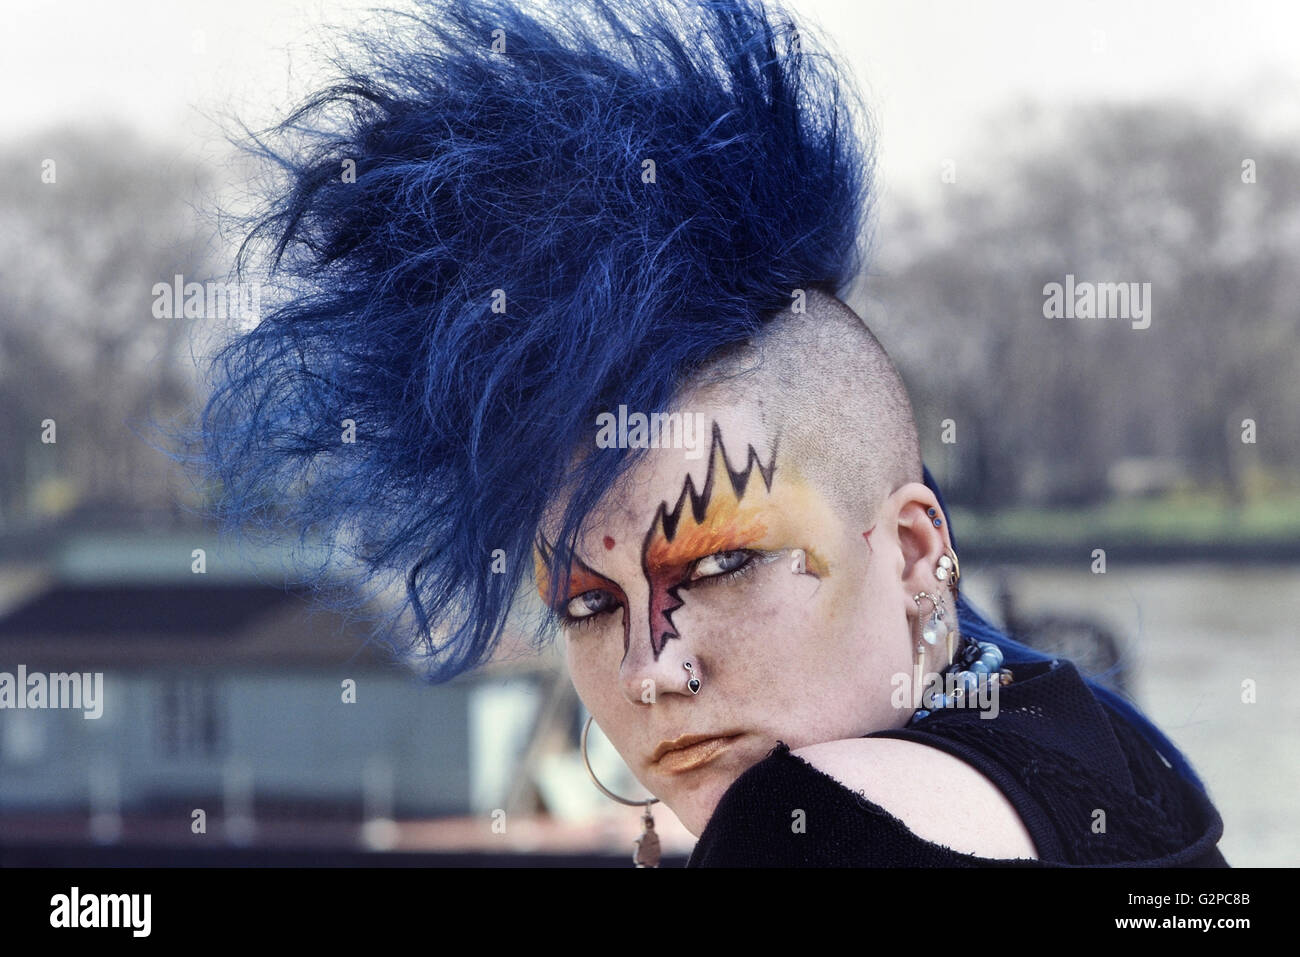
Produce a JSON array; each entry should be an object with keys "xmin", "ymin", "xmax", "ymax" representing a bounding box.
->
[{"xmin": 196, "ymin": 0, "xmax": 1227, "ymax": 866}]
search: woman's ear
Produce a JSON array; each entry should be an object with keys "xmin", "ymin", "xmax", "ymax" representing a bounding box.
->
[{"xmin": 889, "ymin": 482, "xmax": 953, "ymax": 597}]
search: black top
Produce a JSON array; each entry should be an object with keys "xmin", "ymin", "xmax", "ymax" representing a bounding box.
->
[{"xmin": 687, "ymin": 659, "xmax": 1228, "ymax": 867}]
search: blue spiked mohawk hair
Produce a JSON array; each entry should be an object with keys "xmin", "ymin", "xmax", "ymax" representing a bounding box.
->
[{"xmin": 195, "ymin": 0, "xmax": 875, "ymax": 680}]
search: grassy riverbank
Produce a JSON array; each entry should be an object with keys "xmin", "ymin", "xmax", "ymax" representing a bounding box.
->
[{"xmin": 951, "ymin": 493, "xmax": 1300, "ymax": 557}]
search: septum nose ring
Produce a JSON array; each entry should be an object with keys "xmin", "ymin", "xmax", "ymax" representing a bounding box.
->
[{"xmin": 683, "ymin": 661, "xmax": 701, "ymax": 695}]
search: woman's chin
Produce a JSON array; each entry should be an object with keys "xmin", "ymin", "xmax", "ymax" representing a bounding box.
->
[{"xmin": 659, "ymin": 774, "xmax": 735, "ymax": 838}]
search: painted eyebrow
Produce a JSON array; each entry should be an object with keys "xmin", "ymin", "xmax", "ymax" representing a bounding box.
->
[
  {"xmin": 644, "ymin": 531, "xmax": 766, "ymax": 570},
  {"xmin": 534, "ymin": 535, "xmax": 634, "ymax": 654},
  {"xmin": 534, "ymin": 536, "xmax": 625, "ymax": 606}
]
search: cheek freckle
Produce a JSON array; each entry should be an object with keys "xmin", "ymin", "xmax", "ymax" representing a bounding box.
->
[{"xmin": 603, "ymin": 536, "xmax": 616, "ymax": 550}]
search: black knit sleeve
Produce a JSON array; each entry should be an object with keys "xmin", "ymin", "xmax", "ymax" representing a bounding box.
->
[{"xmin": 685, "ymin": 742, "xmax": 1038, "ymax": 867}]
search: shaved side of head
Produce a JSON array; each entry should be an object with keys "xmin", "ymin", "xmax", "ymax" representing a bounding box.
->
[{"xmin": 681, "ymin": 287, "xmax": 923, "ymax": 523}]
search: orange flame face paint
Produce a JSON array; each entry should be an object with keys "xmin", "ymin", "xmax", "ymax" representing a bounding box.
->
[
  {"xmin": 640, "ymin": 423, "xmax": 778, "ymax": 656},
  {"xmin": 534, "ymin": 538, "xmax": 629, "ymax": 636},
  {"xmin": 535, "ymin": 423, "xmax": 834, "ymax": 660}
]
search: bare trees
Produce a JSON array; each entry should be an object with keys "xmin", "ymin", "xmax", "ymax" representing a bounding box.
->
[
  {"xmin": 0, "ymin": 126, "xmax": 213, "ymax": 527},
  {"xmin": 878, "ymin": 101, "xmax": 1300, "ymax": 508}
]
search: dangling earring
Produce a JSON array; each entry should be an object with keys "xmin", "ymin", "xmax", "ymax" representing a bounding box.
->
[
  {"xmin": 942, "ymin": 549, "xmax": 960, "ymax": 661},
  {"xmin": 931, "ymin": 547, "xmax": 960, "ymax": 662},
  {"xmin": 581, "ymin": 716, "xmax": 661, "ymax": 867},
  {"xmin": 912, "ymin": 591, "xmax": 949, "ymax": 707},
  {"xmin": 917, "ymin": 590, "xmax": 950, "ymax": 649}
]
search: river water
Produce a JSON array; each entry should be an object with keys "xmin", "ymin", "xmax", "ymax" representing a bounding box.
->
[{"xmin": 961, "ymin": 562, "xmax": 1298, "ymax": 867}]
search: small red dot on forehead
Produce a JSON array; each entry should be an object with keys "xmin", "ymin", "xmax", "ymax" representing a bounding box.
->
[{"xmin": 603, "ymin": 536, "xmax": 616, "ymax": 550}]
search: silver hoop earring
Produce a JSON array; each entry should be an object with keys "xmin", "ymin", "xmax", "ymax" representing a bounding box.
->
[
  {"xmin": 581, "ymin": 716, "xmax": 661, "ymax": 868},
  {"xmin": 683, "ymin": 660, "xmax": 701, "ymax": 695}
]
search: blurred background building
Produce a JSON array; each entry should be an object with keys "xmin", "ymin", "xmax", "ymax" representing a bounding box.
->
[{"xmin": 1, "ymin": 0, "xmax": 1296, "ymax": 865}]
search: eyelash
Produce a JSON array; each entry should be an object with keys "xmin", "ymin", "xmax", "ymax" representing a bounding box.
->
[
  {"xmin": 687, "ymin": 550, "xmax": 762, "ymax": 589},
  {"xmin": 562, "ymin": 610, "xmax": 606, "ymax": 632},
  {"xmin": 556, "ymin": 550, "xmax": 765, "ymax": 630}
]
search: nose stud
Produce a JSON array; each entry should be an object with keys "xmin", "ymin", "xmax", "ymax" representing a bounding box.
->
[{"xmin": 683, "ymin": 661, "xmax": 701, "ymax": 695}]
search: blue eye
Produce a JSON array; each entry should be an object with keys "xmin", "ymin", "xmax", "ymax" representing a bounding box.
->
[
  {"xmin": 563, "ymin": 589, "xmax": 617, "ymax": 621},
  {"xmin": 689, "ymin": 549, "xmax": 754, "ymax": 580}
]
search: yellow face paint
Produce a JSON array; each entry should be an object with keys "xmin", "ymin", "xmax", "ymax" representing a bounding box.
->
[{"xmin": 641, "ymin": 424, "xmax": 832, "ymax": 655}]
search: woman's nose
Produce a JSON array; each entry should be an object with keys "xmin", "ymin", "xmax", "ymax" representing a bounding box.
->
[{"xmin": 619, "ymin": 611, "xmax": 694, "ymax": 706}]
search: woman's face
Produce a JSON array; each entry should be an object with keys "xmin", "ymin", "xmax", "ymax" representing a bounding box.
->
[{"xmin": 537, "ymin": 402, "xmax": 925, "ymax": 836}]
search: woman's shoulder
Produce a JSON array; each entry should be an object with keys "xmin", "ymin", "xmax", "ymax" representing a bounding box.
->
[
  {"xmin": 789, "ymin": 736, "xmax": 1040, "ymax": 860},
  {"xmin": 686, "ymin": 739, "xmax": 1042, "ymax": 867}
]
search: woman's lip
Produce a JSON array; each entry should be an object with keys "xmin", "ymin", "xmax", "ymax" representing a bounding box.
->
[
  {"xmin": 653, "ymin": 734, "xmax": 741, "ymax": 774},
  {"xmin": 652, "ymin": 731, "xmax": 741, "ymax": 762}
]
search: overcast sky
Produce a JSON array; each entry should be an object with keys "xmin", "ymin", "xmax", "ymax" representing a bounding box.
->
[{"xmin": 5, "ymin": 0, "xmax": 1297, "ymax": 196}]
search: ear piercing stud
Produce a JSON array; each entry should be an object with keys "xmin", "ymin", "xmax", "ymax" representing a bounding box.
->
[{"xmin": 935, "ymin": 549, "xmax": 959, "ymax": 585}]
